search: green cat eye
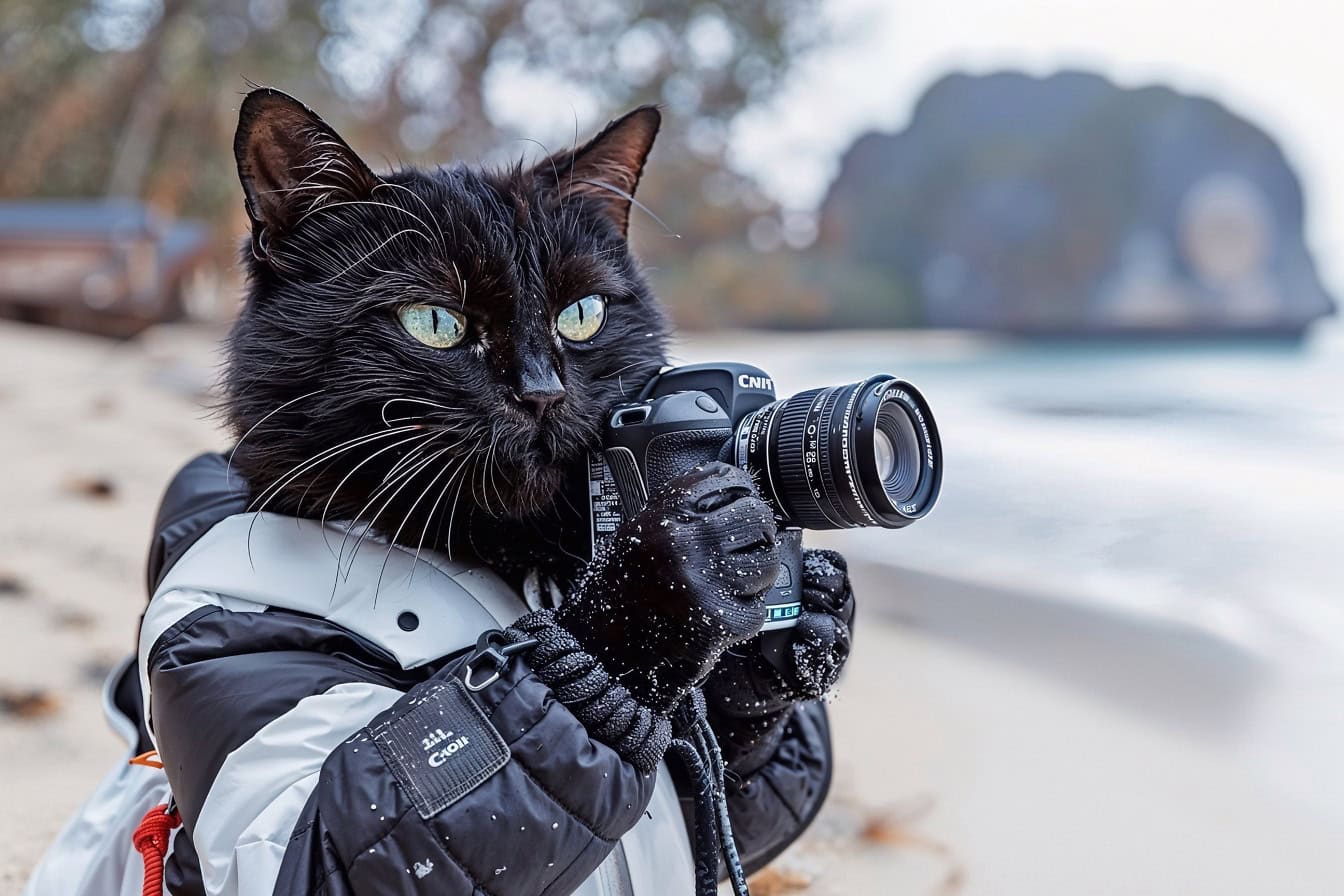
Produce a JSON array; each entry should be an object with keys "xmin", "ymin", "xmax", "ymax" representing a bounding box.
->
[
  {"xmin": 557, "ymin": 295, "xmax": 607, "ymax": 342},
  {"xmin": 398, "ymin": 303, "xmax": 467, "ymax": 349}
]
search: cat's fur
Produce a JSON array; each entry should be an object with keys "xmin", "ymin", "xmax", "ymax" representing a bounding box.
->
[{"xmin": 223, "ymin": 89, "xmax": 669, "ymax": 585}]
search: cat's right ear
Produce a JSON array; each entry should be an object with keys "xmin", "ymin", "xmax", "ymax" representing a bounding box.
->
[
  {"xmin": 535, "ymin": 106, "xmax": 661, "ymax": 238},
  {"xmin": 234, "ymin": 88, "xmax": 379, "ymax": 256}
]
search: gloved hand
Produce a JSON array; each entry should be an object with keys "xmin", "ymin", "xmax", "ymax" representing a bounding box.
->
[
  {"xmin": 702, "ymin": 548, "xmax": 855, "ymax": 775},
  {"xmin": 554, "ymin": 461, "xmax": 780, "ymax": 715}
]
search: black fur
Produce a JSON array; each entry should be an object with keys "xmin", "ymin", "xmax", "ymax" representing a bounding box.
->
[{"xmin": 222, "ymin": 89, "xmax": 669, "ymax": 582}]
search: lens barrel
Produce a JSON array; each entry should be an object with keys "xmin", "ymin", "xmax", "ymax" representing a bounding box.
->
[{"xmin": 733, "ymin": 375, "xmax": 941, "ymax": 529}]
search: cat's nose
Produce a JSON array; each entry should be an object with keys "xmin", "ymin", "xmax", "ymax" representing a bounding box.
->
[
  {"xmin": 516, "ymin": 385, "xmax": 565, "ymax": 418},
  {"xmin": 514, "ymin": 359, "xmax": 566, "ymax": 418}
]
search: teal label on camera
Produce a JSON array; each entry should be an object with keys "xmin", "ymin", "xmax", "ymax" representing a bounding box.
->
[{"xmin": 762, "ymin": 601, "xmax": 802, "ymax": 631}]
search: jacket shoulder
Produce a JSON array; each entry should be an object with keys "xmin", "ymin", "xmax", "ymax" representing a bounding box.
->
[{"xmin": 145, "ymin": 453, "xmax": 248, "ymax": 598}]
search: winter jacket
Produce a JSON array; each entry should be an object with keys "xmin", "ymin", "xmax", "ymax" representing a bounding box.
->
[{"xmin": 24, "ymin": 453, "xmax": 833, "ymax": 895}]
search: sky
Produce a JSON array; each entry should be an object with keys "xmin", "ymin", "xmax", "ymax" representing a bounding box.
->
[{"xmin": 730, "ymin": 0, "xmax": 1344, "ymax": 295}]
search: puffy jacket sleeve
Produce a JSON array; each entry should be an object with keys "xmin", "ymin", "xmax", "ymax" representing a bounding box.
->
[{"xmin": 145, "ymin": 603, "xmax": 666, "ymax": 896}]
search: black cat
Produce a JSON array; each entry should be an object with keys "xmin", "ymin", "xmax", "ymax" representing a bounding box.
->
[
  {"xmin": 23, "ymin": 90, "xmax": 846, "ymax": 896},
  {"xmin": 224, "ymin": 88, "xmax": 669, "ymax": 586}
]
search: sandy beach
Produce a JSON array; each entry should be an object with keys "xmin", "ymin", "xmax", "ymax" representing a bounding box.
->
[{"xmin": 2, "ymin": 320, "xmax": 1341, "ymax": 895}]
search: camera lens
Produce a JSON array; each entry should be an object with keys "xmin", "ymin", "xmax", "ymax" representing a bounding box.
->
[
  {"xmin": 734, "ymin": 375, "xmax": 941, "ymax": 529},
  {"xmin": 875, "ymin": 401, "xmax": 922, "ymax": 504}
]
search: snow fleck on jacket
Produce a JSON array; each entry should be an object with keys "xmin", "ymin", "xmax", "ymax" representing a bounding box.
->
[{"xmin": 24, "ymin": 453, "xmax": 833, "ymax": 895}]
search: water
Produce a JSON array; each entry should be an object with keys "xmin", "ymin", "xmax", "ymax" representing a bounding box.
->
[
  {"xmin": 682, "ymin": 321, "xmax": 1344, "ymax": 658},
  {"xmin": 681, "ymin": 322, "xmax": 1344, "ymax": 825}
]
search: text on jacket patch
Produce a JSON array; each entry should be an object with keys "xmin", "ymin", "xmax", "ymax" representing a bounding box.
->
[{"xmin": 422, "ymin": 728, "xmax": 470, "ymax": 767}]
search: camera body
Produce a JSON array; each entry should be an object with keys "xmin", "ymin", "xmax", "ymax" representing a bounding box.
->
[
  {"xmin": 588, "ymin": 363, "xmax": 806, "ymax": 631},
  {"xmin": 586, "ymin": 360, "xmax": 942, "ymax": 671}
]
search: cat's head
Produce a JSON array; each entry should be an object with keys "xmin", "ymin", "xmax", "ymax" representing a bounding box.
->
[{"xmin": 223, "ymin": 88, "xmax": 669, "ymax": 546}]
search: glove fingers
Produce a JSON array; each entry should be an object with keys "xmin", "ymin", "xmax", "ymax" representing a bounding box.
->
[
  {"xmin": 790, "ymin": 611, "xmax": 851, "ymax": 696},
  {"xmin": 686, "ymin": 530, "xmax": 778, "ymax": 614},
  {"xmin": 802, "ymin": 582, "xmax": 855, "ymax": 628},
  {"xmin": 723, "ymin": 499, "xmax": 777, "ymax": 556},
  {"xmin": 663, "ymin": 461, "xmax": 757, "ymax": 516},
  {"xmin": 801, "ymin": 549, "xmax": 855, "ymax": 625},
  {"xmin": 810, "ymin": 548, "xmax": 848, "ymax": 574}
]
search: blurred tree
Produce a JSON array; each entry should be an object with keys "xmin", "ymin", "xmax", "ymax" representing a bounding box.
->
[{"xmin": 0, "ymin": 0, "xmax": 824, "ymax": 327}]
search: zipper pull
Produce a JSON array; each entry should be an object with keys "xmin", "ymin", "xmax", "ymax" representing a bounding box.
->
[{"xmin": 463, "ymin": 629, "xmax": 538, "ymax": 692}]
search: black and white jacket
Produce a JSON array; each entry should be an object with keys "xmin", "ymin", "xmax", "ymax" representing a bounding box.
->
[{"xmin": 25, "ymin": 454, "xmax": 832, "ymax": 895}]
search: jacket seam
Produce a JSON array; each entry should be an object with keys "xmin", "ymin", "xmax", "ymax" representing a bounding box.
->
[{"xmin": 146, "ymin": 604, "xmax": 222, "ymax": 672}]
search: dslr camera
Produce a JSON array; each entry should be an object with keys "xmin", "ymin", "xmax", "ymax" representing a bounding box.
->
[{"xmin": 587, "ymin": 363, "xmax": 942, "ymax": 659}]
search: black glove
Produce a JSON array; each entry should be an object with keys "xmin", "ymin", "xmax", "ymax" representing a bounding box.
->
[
  {"xmin": 702, "ymin": 548, "xmax": 855, "ymax": 776},
  {"xmin": 555, "ymin": 462, "xmax": 780, "ymax": 715}
]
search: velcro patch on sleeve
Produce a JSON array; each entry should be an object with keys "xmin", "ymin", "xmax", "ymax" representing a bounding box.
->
[{"xmin": 371, "ymin": 677, "xmax": 510, "ymax": 820}]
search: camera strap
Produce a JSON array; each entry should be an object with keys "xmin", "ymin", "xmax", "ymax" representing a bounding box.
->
[{"xmin": 670, "ymin": 690, "xmax": 751, "ymax": 896}]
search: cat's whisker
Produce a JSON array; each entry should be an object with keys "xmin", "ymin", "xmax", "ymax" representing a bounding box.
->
[
  {"xmin": 375, "ymin": 448, "xmax": 471, "ymax": 596},
  {"xmin": 489, "ymin": 439, "xmax": 509, "ymax": 516},
  {"xmin": 598, "ymin": 360, "xmax": 659, "ymax": 381},
  {"xmin": 296, "ymin": 198, "xmax": 438, "ymax": 250},
  {"xmin": 373, "ymin": 181, "xmax": 448, "ymax": 254},
  {"xmin": 335, "ymin": 441, "xmax": 451, "ymax": 582},
  {"xmin": 294, "ymin": 417, "xmax": 432, "ymax": 513},
  {"xmin": 332, "ymin": 458, "xmax": 433, "ymax": 588},
  {"xmin": 379, "ymin": 397, "xmax": 459, "ymax": 427},
  {"xmin": 450, "ymin": 260, "xmax": 468, "ymax": 312},
  {"xmin": 317, "ymin": 429, "xmax": 447, "ymax": 558},
  {"xmin": 228, "ymin": 389, "xmax": 325, "ymax": 487},
  {"xmin": 479, "ymin": 434, "xmax": 503, "ymax": 516},
  {"xmin": 343, "ymin": 448, "xmax": 451, "ymax": 595},
  {"xmin": 574, "ymin": 178, "xmax": 680, "ymax": 238},
  {"xmin": 317, "ymin": 228, "xmax": 428, "ymax": 286},
  {"xmin": 476, "ymin": 442, "xmax": 494, "ymax": 517},
  {"xmin": 409, "ymin": 453, "xmax": 474, "ymax": 576},
  {"xmin": 441, "ymin": 458, "xmax": 474, "ymax": 561},
  {"xmin": 379, "ymin": 432, "xmax": 447, "ymax": 484},
  {"xmin": 244, "ymin": 425, "xmax": 426, "ymax": 569},
  {"xmin": 247, "ymin": 425, "xmax": 425, "ymax": 516},
  {"xmin": 382, "ymin": 397, "xmax": 459, "ymax": 412}
]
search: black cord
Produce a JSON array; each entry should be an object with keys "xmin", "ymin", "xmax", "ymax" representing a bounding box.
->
[
  {"xmin": 671, "ymin": 691, "xmax": 751, "ymax": 896},
  {"xmin": 692, "ymin": 715, "xmax": 750, "ymax": 896}
]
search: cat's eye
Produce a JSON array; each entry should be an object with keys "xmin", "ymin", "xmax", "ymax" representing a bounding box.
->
[
  {"xmin": 398, "ymin": 304, "xmax": 467, "ymax": 348},
  {"xmin": 557, "ymin": 295, "xmax": 607, "ymax": 342}
]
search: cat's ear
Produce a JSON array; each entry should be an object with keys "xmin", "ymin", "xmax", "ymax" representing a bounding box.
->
[
  {"xmin": 234, "ymin": 87, "xmax": 380, "ymax": 246},
  {"xmin": 538, "ymin": 106, "xmax": 661, "ymax": 237}
]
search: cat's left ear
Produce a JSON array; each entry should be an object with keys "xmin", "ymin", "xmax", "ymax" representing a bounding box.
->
[
  {"xmin": 234, "ymin": 87, "xmax": 380, "ymax": 250},
  {"xmin": 536, "ymin": 106, "xmax": 661, "ymax": 237}
]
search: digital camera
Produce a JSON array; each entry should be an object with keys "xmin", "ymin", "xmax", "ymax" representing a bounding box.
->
[{"xmin": 587, "ymin": 362, "xmax": 942, "ymax": 658}]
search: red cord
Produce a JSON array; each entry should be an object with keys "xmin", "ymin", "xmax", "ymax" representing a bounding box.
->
[{"xmin": 132, "ymin": 803, "xmax": 181, "ymax": 896}]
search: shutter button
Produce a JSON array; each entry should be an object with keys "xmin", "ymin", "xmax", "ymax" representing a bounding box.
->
[
  {"xmin": 695, "ymin": 395, "xmax": 719, "ymax": 413},
  {"xmin": 397, "ymin": 611, "xmax": 419, "ymax": 632}
]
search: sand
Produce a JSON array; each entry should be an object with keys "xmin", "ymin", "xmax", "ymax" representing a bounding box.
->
[{"xmin": 1, "ymin": 320, "xmax": 1340, "ymax": 895}]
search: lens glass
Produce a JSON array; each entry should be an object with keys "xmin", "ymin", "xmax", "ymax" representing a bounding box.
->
[
  {"xmin": 873, "ymin": 429, "xmax": 896, "ymax": 480},
  {"xmin": 875, "ymin": 403, "xmax": 921, "ymax": 503}
]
